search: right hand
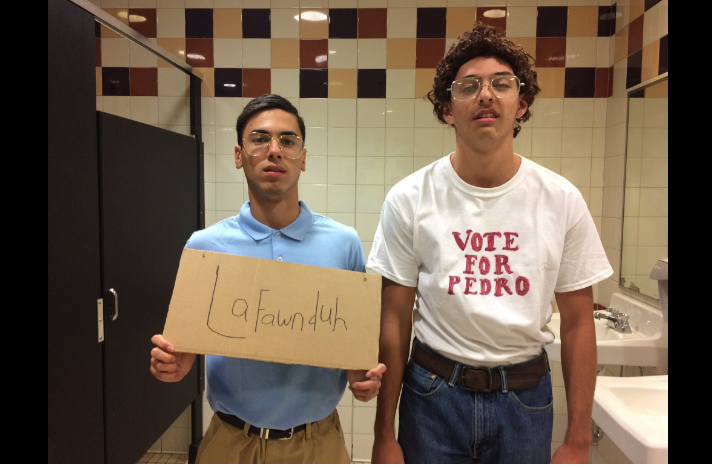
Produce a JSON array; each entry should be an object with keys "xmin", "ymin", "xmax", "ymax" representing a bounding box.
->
[
  {"xmin": 371, "ymin": 436, "xmax": 405, "ymax": 464},
  {"xmin": 149, "ymin": 334, "xmax": 196, "ymax": 383}
]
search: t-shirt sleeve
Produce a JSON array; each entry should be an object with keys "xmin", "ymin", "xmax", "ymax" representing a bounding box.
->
[
  {"xmin": 366, "ymin": 199, "xmax": 419, "ymax": 287},
  {"xmin": 555, "ymin": 203, "xmax": 614, "ymax": 293}
]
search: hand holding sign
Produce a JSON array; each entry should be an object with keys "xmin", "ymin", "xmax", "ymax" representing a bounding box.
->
[
  {"xmin": 347, "ymin": 363, "xmax": 387, "ymax": 402},
  {"xmin": 150, "ymin": 334, "xmax": 196, "ymax": 383}
]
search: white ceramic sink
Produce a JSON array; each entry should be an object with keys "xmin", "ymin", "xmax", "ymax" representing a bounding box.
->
[
  {"xmin": 545, "ymin": 293, "xmax": 668, "ymax": 369},
  {"xmin": 592, "ymin": 375, "xmax": 668, "ymax": 463}
]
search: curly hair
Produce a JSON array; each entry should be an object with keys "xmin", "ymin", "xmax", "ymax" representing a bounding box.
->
[{"xmin": 427, "ymin": 22, "xmax": 540, "ymax": 138}]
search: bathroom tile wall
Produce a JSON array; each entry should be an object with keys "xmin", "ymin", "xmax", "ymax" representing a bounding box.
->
[{"xmin": 89, "ymin": 0, "xmax": 666, "ymax": 462}]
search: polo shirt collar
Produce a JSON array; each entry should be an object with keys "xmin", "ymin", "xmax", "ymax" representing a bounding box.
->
[{"xmin": 237, "ymin": 201, "xmax": 314, "ymax": 241}]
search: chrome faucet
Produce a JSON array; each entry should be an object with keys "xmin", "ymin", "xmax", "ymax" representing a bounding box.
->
[{"xmin": 594, "ymin": 308, "xmax": 632, "ymax": 334}]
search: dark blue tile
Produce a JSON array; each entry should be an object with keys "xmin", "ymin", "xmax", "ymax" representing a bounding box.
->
[
  {"xmin": 417, "ymin": 8, "xmax": 446, "ymax": 38},
  {"xmin": 537, "ymin": 6, "xmax": 568, "ymax": 37},
  {"xmin": 95, "ymin": 21, "xmax": 101, "ymax": 38},
  {"xmin": 645, "ymin": 0, "xmax": 662, "ymax": 12},
  {"xmin": 626, "ymin": 49, "xmax": 643, "ymax": 90},
  {"xmin": 214, "ymin": 68, "xmax": 243, "ymax": 98},
  {"xmin": 102, "ymin": 67, "xmax": 130, "ymax": 96},
  {"xmin": 329, "ymin": 8, "xmax": 357, "ymax": 38},
  {"xmin": 658, "ymin": 34, "xmax": 668, "ymax": 75},
  {"xmin": 564, "ymin": 68, "xmax": 596, "ymax": 98},
  {"xmin": 358, "ymin": 69, "xmax": 386, "ymax": 98},
  {"xmin": 597, "ymin": 5, "xmax": 616, "ymax": 37},
  {"xmin": 185, "ymin": 8, "xmax": 213, "ymax": 38},
  {"xmin": 242, "ymin": 9, "xmax": 271, "ymax": 39},
  {"xmin": 300, "ymin": 69, "xmax": 328, "ymax": 98}
]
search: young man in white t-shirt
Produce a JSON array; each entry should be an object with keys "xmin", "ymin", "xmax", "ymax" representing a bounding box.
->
[{"xmin": 368, "ymin": 23, "xmax": 613, "ymax": 464}]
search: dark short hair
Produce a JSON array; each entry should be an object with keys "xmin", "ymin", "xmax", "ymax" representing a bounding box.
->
[
  {"xmin": 235, "ymin": 94, "xmax": 306, "ymax": 146},
  {"xmin": 427, "ymin": 22, "xmax": 540, "ymax": 138}
]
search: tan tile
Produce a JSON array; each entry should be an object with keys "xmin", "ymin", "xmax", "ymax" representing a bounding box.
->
[
  {"xmin": 101, "ymin": 9, "xmax": 129, "ymax": 38},
  {"xmin": 157, "ymin": 38, "xmax": 186, "ymax": 68},
  {"xmin": 535, "ymin": 67, "xmax": 565, "ymax": 98},
  {"xmin": 214, "ymin": 8, "xmax": 242, "ymax": 39},
  {"xmin": 329, "ymin": 69, "xmax": 357, "ymax": 98},
  {"xmin": 271, "ymin": 39, "xmax": 300, "ymax": 68},
  {"xmin": 567, "ymin": 6, "xmax": 598, "ymax": 37},
  {"xmin": 509, "ymin": 37, "xmax": 536, "ymax": 61},
  {"xmin": 415, "ymin": 68, "xmax": 436, "ymax": 99},
  {"xmin": 387, "ymin": 39, "xmax": 416, "ymax": 69},
  {"xmin": 194, "ymin": 68, "xmax": 214, "ymax": 97},
  {"xmin": 645, "ymin": 79, "xmax": 668, "ymax": 98},
  {"xmin": 96, "ymin": 67, "xmax": 102, "ymax": 96},
  {"xmin": 641, "ymin": 39, "xmax": 660, "ymax": 83},
  {"xmin": 614, "ymin": 26, "xmax": 629, "ymax": 64},
  {"xmin": 446, "ymin": 8, "xmax": 478, "ymax": 39},
  {"xmin": 629, "ymin": 0, "xmax": 645, "ymax": 22},
  {"xmin": 300, "ymin": 9, "xmax": 329, "ymax": 39}
]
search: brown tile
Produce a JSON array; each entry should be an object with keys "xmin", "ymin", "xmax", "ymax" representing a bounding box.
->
[
  {"xmin": 614, "ymin": 26, "xmax": 629, "ymax": 64},
  {"xmin": 628, "ymin": 15, "xmax": 644, "ymax": 56},
  {"xmin": 630, "ymin": 0, "xmax": 645, "ymax": 22},
  {"xmin": 185, "ymin": 38, "xmax": 214, "ymax": 67},
  {"xmin": 96, "ymin": 67, "xmax": 102, "ymax": 96},
  {"xmin": 509, "ymin": 37, "xmax": 536, "ymax": 62},
  {"xmin": 328, "ymin": 69, "xmax": 357, "ymax": 98},
  {"xmin": 358, "ymin": 9, "xmax": 387, "ymax": 39},
  {"xmin": 194, "ymin": 67, "xmax": 214, "ymax": 97},
  {"xmin": 101, "ymin": 9, "xmax": 129, "ymax": 39},
  {"xmin": 446, "ymin": 8, "xmax": 478, "ymax": 39},
  {"xmin": 157, "ymin": 38, "xmax": 186, "ymax": 67},
  {"xmin": 243, "ymin": 69, "xmax": 270, "ymax": 97},
  {"xmin": 594, "ymin": 67, "xmax": 611, "ymax": 98},
  {"xmin": 416, "ymin": 39, "xmax": 445, "ymax": 69},
  {"xmin": 415, "ymin": 68, "xmax": 436, "ymax": 99},
  {"xmin": 387, "ymin": 39, "xmax": 416, "ymax": 69},
  {"xmin": 535, "ymin": 67, "xmax": 565, "ymax": 98},
  {"xmin": 300, "ymin": 39, "xmax": 328, "ymax": 69},
  {"xmin": 214, "ymin": 8, "xmax": 242, "ymax": 39},
  {"xmin": 535, "ymin": 38, "xmax": 566, "ymax": 68},
  {"xmin": 567, "ymin": 6, "xmax": 598, "ymax": 37},
  {"xmin": 641, "ymin": 39, "xmax": 660, "ymax": 82},
  {"xmin": 130, "ymin": 67, "xmax": 158, "ymax": 96},
  {"xmin": 95, "ymin": 38, "xmax": 102, "ymax": 67},
  {"xmin": 645, "ymin": 79, "xmax": 667, "ymax": 98},
  {"xmin": 272, "ymin": 39, "xmax": 300, "ymax": 68},
  {"xmin": 476, "ymin": 7, "xmax": 507, "ymax": 36},
  {"xmin": 129, "ymin": 9, "xmax": 157, "ymax": 38},
  {"xmin": 300, "ymin": 9, "xmax": 329, "ymax": 39}
]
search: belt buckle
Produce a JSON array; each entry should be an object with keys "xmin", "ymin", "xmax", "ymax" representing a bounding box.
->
[
  {"xmin": 260, "ymin": 427, "xmax": 293, "ymax": 440},
  {"xmin": 462, "ymin": 366, "xmax": 492, "ymax": 392}
]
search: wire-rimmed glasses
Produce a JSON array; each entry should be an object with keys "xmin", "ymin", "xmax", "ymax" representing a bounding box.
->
[
  {"xmin": 448, "ymin": 75, "xmax": 525, "ymax": 101},
  {"xmin": 242, "ymin": 132, "xmax": 305, "ymax": 159}
]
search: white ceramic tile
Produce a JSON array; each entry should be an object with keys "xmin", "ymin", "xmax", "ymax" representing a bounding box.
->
[
  {"xmin": 413, "ymin": 127, "xmax": 444, "ymax": 157},
  {"xmin": 102, "ymin": 96, "xmax": 132, "ymax": 119},
  {"xmin": 552, "ymin": 386, "xmax": 567, "ymax": 415},
  {"xmin": 300, "ymin": 98, "xmax": 328, "ymax": 127},
  {"xmin": 552, "ymin": 414, "xmax": 568, "ymax": 443},
  {"xmin": 299, "ymin": 184, "xmax": 328, "ymax": 212},
  {"xmin": 627, "ymin": 98, "xmax": 644, "ymax": 128},
  {"xmin": 589, "ymin": 186, "xmax": 603, "ymax": 216},
  {"xmin": 331, "ymin": 0, "xmax": 357, "ymax": 6},
  {"xmin": 337, "ymin": 406, "xmax": 353, "ymax": 434},
  {"xmin": 593, "ymin": 98, "xmax": 607, "ymax": 127},
  {"xmin": 562, "ymin": 128, "xmax": 593, "ymax": 158},
  {"xmin": 129, "ymin": 0, "xmax": 156, "ymax": 6},
  {"xmin": 531, "ymin": 98, "xmax": 564, "ymax": 128},
  {"xmin": 387, "ymin": 7, "xmax": 417, "ymax": 38},
  {"xmin": 202, "ymin": 97, "xmax": 215, "ymax": 126},
  {"xmin": 213, "ymin": 39, "xmax": 243, "ymax": 67},
  {"xmin": 328, "ymin": 39, "xmax": 358, "ymax": 69},
  {"xmin": 204, "ymin": 154, "xmax": 216, "ymax": 183},
  {"xmin": 157, "ymin": 0, "xmax": 186, "ymax": 7},
  {"xmin": 242, "ymin": 39, "xmax": 271, "ymax": 68},
  {"xmin": 271, "ymin": 8, "xmax": 301, "ymax": 38},
  {"xmin": 205, "ymin": 182, "xmax": 216, "ymax": 210},
  {"xmin": 130, "ymin": 96, "xmax": 159, "ymax": 124},
  {"xmin": 386, "ymin": 69, "xmax": 416, "ymax": 99},
  {"xmin": 328, "ymin": 127, "xmax": 357, "ymax": 155},
  {"xmin": 161, "ymin": 427, "xmax": 190, "ymax": 453},
  {"xmin": 158, "ymin": 96, "xmax": 189, "ymax": 125},
  {"xmin": 596, "ymin": 37, "xmax": 611, "ymax": 68},
  {"xmin": 561, "ymin": 158, "xmax": 592, "ymax": 187},
  {"xmin": 641, "ymin": 127, "xmax": 667, "ymax": 159},
  {"xmin": 636, "ymin": 246, "xmax": 666, "ymax": 277},
  {"xmin": 328, "ymin": 212, "xmax": 356, "ymax": 227},
  {"xmin": 357, "ymin": 99, "xmax": 386, "ymax": 127},
  {"xmin": 385, "ymin": 127, "xmax": 415, "ymax": 156},
  {"xmin": 414, "ymin": 98, "xmax": 442, "ymax": 127},
  {"xmin": 614, "ymin": 0, "xmax": 629, "ymax": 33},
  {"xmin": 506, "ymin": 0, "xmax": 537, "ymax": 5},
  {"xmin": 306, "ymin": 126, "xmax": 328, "ymax": 155},
  {"xmin": 660, "ymin": 0, "xmax": 668, "ymax": 37},
  {"xmin": 531, "ymin": 157, "xmax": 560, "ymax": 174},
  {"xmin": 157, "ymin": 8, "xmax": 186, "ymax": 38},
  {"xmin": 413, "ymin": 156, "xmax": 440, "ymax": 171},
  {"xmin": 562, "ymin": 98, "xmax": 595, "ymax": 128},
  {"xmin": 604, "ymin": 122, "xmax": 626, "ymax": 157},
  {"xmin": 624, "ymin": 187, "xmax": 639, "ymax": 218},
  {"xmin": 129, "ymin": 41, "xmax": 158, "ymax": 67},
  {"xmin": 202, "ymin": 126, "xmax": 216, "ymax": 155},
  {"xmin": 640, "ymin": 159, "xmax": 667, "ymax": 188},
  {"xmin": 638, "ymin": 188, "xmax": 667, "ymax": 217},
  {"xmin": 352, "ymin": 434, "xmax": 375, "ymax": 462},
  {"xmin": 356, "ymin": 157, "xmax": 385, "ymax": 184},
  {"xmin": 328, "ymin": 157, "xmax": 356, "ymax": 183},
  {"xmin": 358, "ymin": 39, "xmax": 388, "ymax": 69},
  {"xmin": 604, "ymin": 154, "xmax": 625, "ymax": 187},
  {"xmin": 643, "ymin": 98, "xmax": 668, "ymax": 129},
  {"xmin": 301, "ymin": 155, "xmax": 328, "ymax": 184},
  {"xmin": 418, "ymin": 0, "xmax": 446, "ymax": 5},
  {"xmin": 96, "ymin": 96, "xmax": 103, "ymax": 112},
  {"xmin": 513, "ymin": 127, "xmax": 532, "ymax": 158},
  {"xmin": 215, "ymin": 0, "xmax": 242, "ymax": 5},
  {"xmin": 216, "ymin": 183, "xmax": 243, "ymax": 211},
  {"xmin": 352, "ymin": 407, "xmax": 377, "ymax": 434},
  {"xmin": 327, "ymin": 184, "xmax": 356, "ymax": 212},
  {"xmin": 328, "ymin": 99, "xmax": 357, "ymax": 127},
  {"xmin": 201, "ymin": 402, "xmax": 214, "ymax": 437},
  {"xmin": 642, "ymin": 1, "xmax": 662, "ymax": 47},
  {"xmin": 215, "ymin": 97, "xmax": 244, "ymax": 125},
  {"xmin": 356, "ymin": 185, "xmax": 385, "ymax": 213},
  {"xmin": 637, "ymin": 217, "xmax": 667, "ymax": 247},
  {"xmin": 386, "ymin": 99, "xmax": 416, "ymax": 127},
  {"xmin": 357, "ymin": 128, "xmax": 386, "ymax": 156},
  {"xmin": 531, "ymin": 128, "xmax": 563, "ymax": 157},
  {"xmin": 606, "ymin": 96, "xmax": 626, "ymax": 127},
  {"xmin": 303, "ymin": 0, "xmax": 329, "ymax": 6},
  {"xmin": 385, "ymin": 156, "xmax": 414, "ymax": 184},
  {"xmin": 355, "ymin": 213, "xmax": 381, "ymax": 241},
  {"xmin": 186, "ymin": 0, "xmax": 214, "ymax": 6},
  {"xmin": 506, "ymin": 7, "xmax": 537, "ymax": 37},
  {"xmin": 158, "ymin": 67, "xmax": 189, "ymax": 96},
  {"xmin": 591, "ymin": 156, "xmax": 604, "ymax": 187},
  {"xmin": 271, "ymin": 69, "xmax": 300, "ymax": 98},
  {"xmin": 612, "ymin": 59, "xmax": 627, "ymax": 96},
  {"xmin": 216, "ymin": 126, "xmax": 238, "ymax": 154},
  {"xmin": 602, "ymin": 186, "xmax": 623, "ymax": 219},
  {"xmin": 443, "ymin": 125, "xmax": 456, "ymax": 154},
  {"xmin": 538, "ymin": 0, "xmax": 568, "ymax": 5},
  {"xmin": 592, "ymin": 128, "xmax": 605, "ymax": 159},
  {"xmin": 215, "ymin": 154, "xmax": 241, "ymax": 182},
  {"xmin": 102, "ymin": 38, "xmax": 130, "ymax": 67}
]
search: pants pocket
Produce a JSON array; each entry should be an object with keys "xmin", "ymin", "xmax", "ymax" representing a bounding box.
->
[
  {"xmin": 402, "ymin": 360, "xmax": 447, "ymax": 398},
  {"xmin": 507, "ymin": 373, "xmax": 554, "ymax": 413}
]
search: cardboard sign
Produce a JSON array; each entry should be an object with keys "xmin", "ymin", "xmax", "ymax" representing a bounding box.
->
[{"xmin": 162, "ymin": 248, "xmax": 382, "ymax": 370}]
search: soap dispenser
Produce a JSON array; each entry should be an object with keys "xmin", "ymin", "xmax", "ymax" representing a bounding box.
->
[{"xmin": 649, "ymin": 258, "xmax": 668, "ymax": 322}]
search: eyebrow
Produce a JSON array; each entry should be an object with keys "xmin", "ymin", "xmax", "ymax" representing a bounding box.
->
[
  {"xmin": 461, "ymin": 72, "xmax": 514, "ymax": 79},
  {"xmin": 251, "ymin": 129, "xmax": 300, "ymax": 137}
]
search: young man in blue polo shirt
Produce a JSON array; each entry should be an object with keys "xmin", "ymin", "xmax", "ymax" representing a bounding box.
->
[{"xmin": 149, "ymin": 94, "xmax": 385, "ymax": 464}]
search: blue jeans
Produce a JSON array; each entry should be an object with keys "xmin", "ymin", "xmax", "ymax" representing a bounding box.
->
[{"xmin": 398, "ymin": 344, "xmax": 554, "ymax": 464}]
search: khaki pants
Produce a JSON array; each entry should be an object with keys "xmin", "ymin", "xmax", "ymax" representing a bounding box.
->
[{"xmin": 195, "ymin": 409, "xmax": 351, "ymax": 464}]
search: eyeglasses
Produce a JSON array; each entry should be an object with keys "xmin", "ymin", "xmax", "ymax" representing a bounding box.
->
[
  {"xmin": 242, "ymin": 132, "xmax": 305, "ymax": 160},
  {"xmin": 448, "ymin": 75, "xmax": 525, "ymax": 101}
]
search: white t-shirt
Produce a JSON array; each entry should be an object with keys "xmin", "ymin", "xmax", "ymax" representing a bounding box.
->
[{"xmin": 367, "ymin": 154, "xmax": 613, "ymax": 367}]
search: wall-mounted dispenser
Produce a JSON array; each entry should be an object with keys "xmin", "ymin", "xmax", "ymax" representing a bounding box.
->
[{"xmin": 649, "ymin": 258, "xmax": 668, "ymax": 323}]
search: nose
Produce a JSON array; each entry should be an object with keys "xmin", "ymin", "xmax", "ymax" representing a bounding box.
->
[
  {"xmin": 267, "ymin": 136, "xmax": 282, "ymax": 159},
  {"xmin": 478, "ymin": 83, "xmax": 494, "ymax": 102}
]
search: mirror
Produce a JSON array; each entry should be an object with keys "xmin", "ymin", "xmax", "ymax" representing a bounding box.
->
[{"xmin": 620, "ymin": 76, "xmax": 668, "ymax": 299}]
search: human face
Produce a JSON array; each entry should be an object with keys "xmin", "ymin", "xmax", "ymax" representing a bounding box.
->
[
  {"xmin": 235, "ymin": 109, "xmax": 306, "ymax": 201},
  {"xmin": 442, "ymin": 56, "xmax": 528, "ymax": 149}
]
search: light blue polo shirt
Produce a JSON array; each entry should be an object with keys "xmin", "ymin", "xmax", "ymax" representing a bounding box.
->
[{"xmin": 184, "ymin": 201, "xmax": 365, "ymax": 430}]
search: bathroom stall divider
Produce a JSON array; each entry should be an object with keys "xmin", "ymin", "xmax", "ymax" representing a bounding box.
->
[{"xmin": 48, "ymin": 0, "xmax": 205, "ymax": 463}]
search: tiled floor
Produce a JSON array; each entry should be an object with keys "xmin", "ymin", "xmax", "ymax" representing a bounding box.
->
[{"xmin": 137, "ymin": 453, "xmax": 188, "ymax": 464}]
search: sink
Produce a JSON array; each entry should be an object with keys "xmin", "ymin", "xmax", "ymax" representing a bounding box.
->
[
  {"xmin": 592, "ymin": 375, "xmax": 668, "ymax": 463},
  {"xmin": 545, "ymin": 293, "xmax": 668, "ymax": 368}
]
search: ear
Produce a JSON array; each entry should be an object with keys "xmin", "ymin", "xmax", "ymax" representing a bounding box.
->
[
  {"xmin": 515, "ymin": 97, "xmax": 528, "ymax": 120},
  {"xmin": 442, "ymin": 102, "xmax": 456, "ymax": 126},
  {"xmin": 300, "ymin": 148, "xmax": 307, "ymax": 172},
  {"xmin": 235, "ymin": 145, "xmax": 243, "ymax": 169}
]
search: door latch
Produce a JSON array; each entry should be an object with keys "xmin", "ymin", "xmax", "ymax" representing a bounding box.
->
[{"xmin": 97, "ymin": 298, "xmax": 105, "ymax": 343}]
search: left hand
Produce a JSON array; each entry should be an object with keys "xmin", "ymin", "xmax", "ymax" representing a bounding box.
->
[
  {"xmin": 550, "ymin": 441, "xmax": 590, "ymax": 464},
  {"xmin": 346, "ymin": 363, "xmax": 386, "ymax": 402}
]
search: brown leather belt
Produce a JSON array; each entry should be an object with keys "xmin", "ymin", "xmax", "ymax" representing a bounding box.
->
[{"xmin": 411, "ymin": 340, "xmax": 549, "ymax": 392}]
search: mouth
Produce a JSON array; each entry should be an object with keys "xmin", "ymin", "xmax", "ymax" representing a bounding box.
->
[
  {"xmin": 474, "ymin": 108, "xmax": 499, "ymax": 123},
  {"xmin": 264, "ymin": 164, "xmax": 286, "ymax": 177}
]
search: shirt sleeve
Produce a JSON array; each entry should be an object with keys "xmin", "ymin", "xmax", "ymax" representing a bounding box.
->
[
  {"xmin": 366, "ymin": 200, "xmax": 419, "ymax": 287},
  {"xmin": 554, "ymin": 207, "xmax": 614, "ymax": 293}
]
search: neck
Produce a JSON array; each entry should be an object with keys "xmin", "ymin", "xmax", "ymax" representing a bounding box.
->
[
  {"xmin": 450, "ymin": 132, "xmax": 520, "ymax": 188},
  {"xmin": 247, "ymin": 188, "xmax": 301, "ymax": 231}
]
